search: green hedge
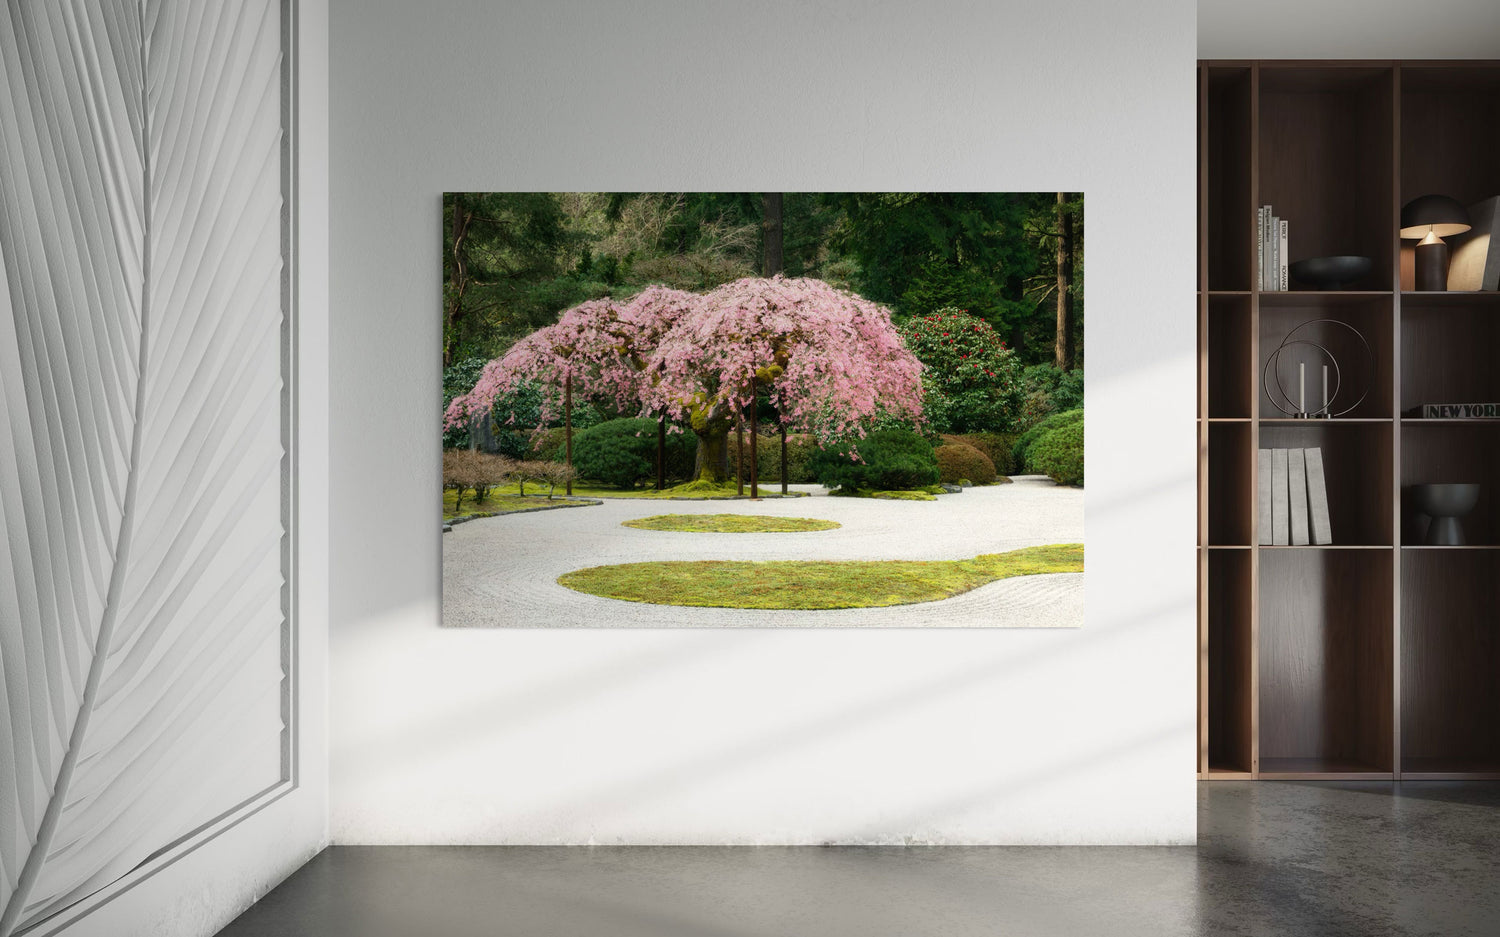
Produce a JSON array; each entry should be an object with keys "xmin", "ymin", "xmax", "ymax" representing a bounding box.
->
[
  {"xmin": 934, "ymin": 443, "xmax": 997, "ymax": 485},
  {"xmin": 810, "ymin": 429, "xmax": 940, "ymax": 492},
  {"xmin": 729, "ymin": 431, "xmax": 819, "ymax": 483},
  {"xmin": 1029, "ymin": 417, "xmax": 1084, "ymax": 486},
  {"xmin": 571, "ymin": 418, "xmax": 697, "ymax": 489},
  {"xmin": 1013, "ymin": 408, "xmax": 1083, "ymax": 473}
]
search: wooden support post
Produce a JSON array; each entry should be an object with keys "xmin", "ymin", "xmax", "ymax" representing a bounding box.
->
[
  {"xmin": 564, "ymin": 373, "xmax": 573, "ymax": 496},
  {"xmin": 735, "ymin": 403, "xmax": 744, "ymax": 497},
  {"xmin": 656, "ymin": 415, "xmax": 665, "ymax": 490},
  {"xmin": 749, "ymin": 379, "xmax": 759, "ymax": 499},
  {"xmin": 780, "ymin": 423, "xmax": 788, "ymax": 495}
]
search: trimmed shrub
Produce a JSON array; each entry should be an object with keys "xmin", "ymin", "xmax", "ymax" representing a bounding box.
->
[
  {"xmin": 729, "ymin": 431, "xmax": 819, "ymax": 484},
  {"xmin": 1029, "ymin": 417, "xmax": 1084, "ymax": 486},
  {"xmin": 810, "ymin": 428, "xmax": 940, "ymax": 492},
  {"xmin": 934, "ymin": 443, "xmax": 997, "ymax": 485},
  {"xmin": 572, "ymin": 418, "xmax": 663, "ymax": 489},
  {"xmin": 1013, "ymin": 408, "xmax": 1083, "ymax": 473},
  {"xmin": 572, "ymin": 418, "xmax": 697, "ymax": 488},
  {"xmin": 943, "ymin": 432, "xmax": 1019, "ymax": 476}
]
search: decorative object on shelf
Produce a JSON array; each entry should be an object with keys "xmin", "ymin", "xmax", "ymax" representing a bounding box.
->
[
  {"xmin": 1287, "ymin": 255, "xmax": 1373, "ymax": 291},
  {"xmin": 1258, "ymin": 206, "xmax": 1289, "ymax": 291},
  {"xmin": 1262, "ymin": 318, "xmax": 1372, "ymax": 418},
  {"xmin": 1448, "ymin": 196, "xmax": 1500, "ymax": 292},
  {"xmin": 1410, "ymin": 483, "xmax": 1481, "ymax": 545},
  {"xmin": 1257, "ymin": 446, "xmax": 1333, "ymax": 545},
  {"xmin": 1417, "ymin": 402, "xmax": 1500, "ymax": 419},
  {"xmin": 1400, "ymin": 194, "xmax": 1472, "ymax": 291}
]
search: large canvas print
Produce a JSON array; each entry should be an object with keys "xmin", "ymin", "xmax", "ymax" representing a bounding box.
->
[{"xmin": 441, "ymin": 194, "xmax": 1083, "ymax": 627}]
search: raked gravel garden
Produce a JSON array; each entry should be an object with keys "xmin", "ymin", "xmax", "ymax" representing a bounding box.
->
[{"xmin": 442, "ymin": 477, "xmax": 1083, "ymax": 629}]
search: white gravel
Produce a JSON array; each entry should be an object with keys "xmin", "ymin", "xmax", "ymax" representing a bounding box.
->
[{"xmin": 441, "ymin": 477, "xmax": 1084, "ymax": 628}]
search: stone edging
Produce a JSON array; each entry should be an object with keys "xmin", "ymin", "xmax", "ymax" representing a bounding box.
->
[{"xmin": 444, "ymin": 498, "xmax": 602, "ymax": 532}]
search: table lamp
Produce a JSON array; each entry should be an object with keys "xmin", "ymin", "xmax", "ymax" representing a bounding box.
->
[{"xmin": 1400, "ymin": 194, "xmax": 1472, "ymax": 291}]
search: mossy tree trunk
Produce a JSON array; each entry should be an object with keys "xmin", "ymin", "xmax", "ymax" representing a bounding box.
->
[
  {"xmin": 693, "ymin": 427, "xmax": 731, "ymax": 483},
  {"xmin": 690, "ymin": 397, "xmax": 733, "ymax": 484}
]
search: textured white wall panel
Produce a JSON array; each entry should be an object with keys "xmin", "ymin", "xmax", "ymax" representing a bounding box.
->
[{"xmin": 0, "ymin": 1, "xmax": 290, "ymax": 933}]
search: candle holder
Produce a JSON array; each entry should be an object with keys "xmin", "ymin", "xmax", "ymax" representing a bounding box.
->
[{"xmin": 1261, "ymin": 319, "xmax": 1372, "ymax": 419}]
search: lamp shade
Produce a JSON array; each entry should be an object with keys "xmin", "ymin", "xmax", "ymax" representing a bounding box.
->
[{"xmin": 1400, "ymin": 194, "xmax": 1472, "ymax": 239}]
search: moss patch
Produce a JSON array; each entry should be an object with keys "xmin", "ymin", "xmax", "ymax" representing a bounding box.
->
[
  {"xmin": 623, "ymin": 514, "xmax": 840, "ymax": 533},
  {"xmin": 463, "ymin": 480, "xmax": 806, "ymax": 501},
  {"xmin": 557, "ymin": 543, "xmax": 1084, "ymax": 610},
  {"xmin": 444, "ymin": 492, "xmax": 595, "ymax": 521},
  {"xmin": 827, "ymin": 486, "xmax": 939, "ymax": 501}
]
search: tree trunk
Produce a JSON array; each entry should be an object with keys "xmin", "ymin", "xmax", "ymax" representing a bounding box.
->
[
  {"xmin": 444, "ymin": 204, "xmax": 473, "ymax": 368},
  {"xmin": 689, "ymin": 397, "xmax": 734, "ymax": 484},
  {"xmin": 763, "ymin": 193, "xmax": 784, "ymax": 276},
  {"xmin": 1055, "ymin": 192, "xmax": 1075, "ymax": 371},
  {"xmin": 692, "ymin": 427, "xmax": 731, "ymax": 483}
]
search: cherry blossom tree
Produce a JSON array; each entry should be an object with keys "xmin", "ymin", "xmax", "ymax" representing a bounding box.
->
[
  {"xmin": 444, "ymin": 288, "xmax": 699, "ymax": 490},
  {"xmin": 446, "ymin": 277, "xmax": 925, "ymax": 488},
  {"xmin": 643, "ymin": 276, "xmax": 924, "ymax": 484}
]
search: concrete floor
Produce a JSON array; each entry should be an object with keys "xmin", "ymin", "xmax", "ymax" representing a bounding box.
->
[{"xmin": 217, "ymin": 782, "xmax": 1500, "ymax": 936}]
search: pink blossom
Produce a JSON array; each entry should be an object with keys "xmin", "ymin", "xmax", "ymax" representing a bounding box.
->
[{"xmin": 448, "ymin": 277, "xmax": 924, "ymax": 446}]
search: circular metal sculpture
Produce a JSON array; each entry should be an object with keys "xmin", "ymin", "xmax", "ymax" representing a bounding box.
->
[{"xmin": 1262, "ymin": 318, "xmax": 1372, "ymax": 418}]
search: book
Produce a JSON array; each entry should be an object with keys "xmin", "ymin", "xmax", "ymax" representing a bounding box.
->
[
  {"xmin": 1257, "ymin": 207, "xmax": 1266, "ymax": 291},
  {"xmin": 1421, "ymin": 403, "xmax": 1500, "ymax": 419},
  {"xmin": 1270, "ymin": 214, "xmax": 1281, "ymax": 291},
  {"xmin": 1263, "ymin": 206, "xmax": 1275, "ymax": 291},
  {"xmin": 1257, "ymin": 448, "xmax": 1273, "ymax": 545},
  {"xmin": 1304, "ymin": 447, "xmax": 1332, "ymax": 544},
  {"xmin": 1271, "ymin": 448, "xmax": 1290, "ymax": 545},
  {"xmin": 1288, "ymin": 448, "xmax": 1310, "ymax": 545},
  {"xmin": 1279, "ymin": 218, "xmax": 1289, "ymax": 291},
  {"xmin": 1449, "ymin": 196, "xmax": 1500, "ymax": 292}
]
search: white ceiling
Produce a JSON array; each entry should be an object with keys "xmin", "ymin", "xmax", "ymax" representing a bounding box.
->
[{"xmin": 1199, "ymin": 0, "xmax": 1500, "ymax": 59}]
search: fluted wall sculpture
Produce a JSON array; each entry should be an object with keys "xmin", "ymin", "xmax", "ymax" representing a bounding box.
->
[{"xmin": 0, "ymin": 1, "xmax": 288, "ymax": 933}]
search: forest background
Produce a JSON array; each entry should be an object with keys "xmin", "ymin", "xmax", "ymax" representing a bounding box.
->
[{"xmin": 441, "ymin": 192, "xmax": 1083, "ymax": 467}]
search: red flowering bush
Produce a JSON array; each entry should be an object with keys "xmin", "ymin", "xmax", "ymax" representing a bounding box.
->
[{"xmin": 898, "ymin": 307, "xmax": 1024, "ymax": 434}]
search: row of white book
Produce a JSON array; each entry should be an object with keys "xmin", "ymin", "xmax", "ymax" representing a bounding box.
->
[
  {"xmin": 1257, "ymin": 205, "xmax": 1288, "ymax": 291},
  {"xmin": 1257, "ymin": 448, "xmax": 1332, "ymax": 545}
]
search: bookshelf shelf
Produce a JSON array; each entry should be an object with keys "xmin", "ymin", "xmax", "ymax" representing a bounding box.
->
[
  {"xmin": 1259, "ymin": 290, "xmax": 1392, "ymax": 304},
  {"xmin": 1259, "ymin": 544, "xmax": 1392, "ymax": 550},
  {"xmin": 1197, "ymin": 60, "xmax": 1500, "ymax": 781},
  {"xmin": 1259, "ymin": 418, "xmax": 1390, "ymax": 424}
]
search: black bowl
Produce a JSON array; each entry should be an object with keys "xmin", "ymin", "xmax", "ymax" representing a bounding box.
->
[
  {"xmin": 1411, "ymin": 483, "xmax": 1480, "ymax": 517},
  {"xmin": 1288, "ymin": 255, "xmax": 1373, "ymax": 291}
]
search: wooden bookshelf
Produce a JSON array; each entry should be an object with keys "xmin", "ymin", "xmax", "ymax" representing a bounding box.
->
[{"xmin": 1198, "ymin": 60, "xmax": 1500, "ymax": 780}]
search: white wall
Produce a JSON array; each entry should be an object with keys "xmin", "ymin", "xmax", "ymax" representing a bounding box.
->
[
  {"xmin": 1200, "ymin": 0, "xmax": 1500, "ymax": 58},
  {"xmin": 330, "ymin": 0, "xmax": 1199, "ymax": 844},
  {"xmin": 52, "ymin": 2, "xmax": 331, "ymax": 934}
]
